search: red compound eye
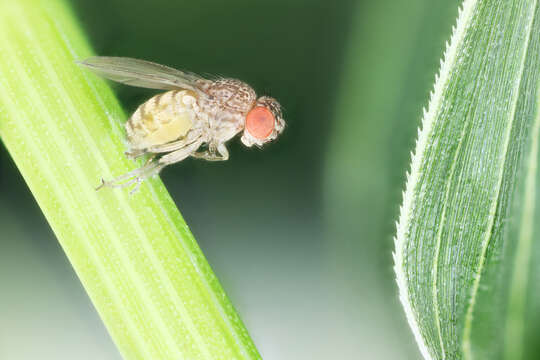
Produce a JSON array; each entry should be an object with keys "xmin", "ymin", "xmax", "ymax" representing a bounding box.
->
[{"xmin": 246, "ymin": 106, "xmax": 275, "ymax": 139}]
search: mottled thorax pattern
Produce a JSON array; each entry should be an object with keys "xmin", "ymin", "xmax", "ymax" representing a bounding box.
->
[{"xmin": 199, "ymin": 79, "xmax": 255, "ymax": 118}]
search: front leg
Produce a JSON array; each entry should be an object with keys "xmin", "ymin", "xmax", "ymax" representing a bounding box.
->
[{"xmin": 192, "ymin": 143, "xmax": 229, "ymax": 161}]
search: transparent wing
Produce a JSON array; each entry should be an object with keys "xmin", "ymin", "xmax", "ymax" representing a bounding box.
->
[{"xmin": 77, "ymin": 56, "xmax": 209, "ymax": 94}]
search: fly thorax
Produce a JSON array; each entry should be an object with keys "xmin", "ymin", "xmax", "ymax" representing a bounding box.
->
[{"xmin": 203, "ymin": 78, "xmax": 256, "ymax": 115}]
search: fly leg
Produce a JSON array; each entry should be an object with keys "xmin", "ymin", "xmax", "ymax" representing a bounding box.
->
[
  {"xmin": 125, "ymin": 129, "xmax": 204, "ymax": 158},
  {"xmin": 97, "ymin": 155, "xmax": 164, "ymax": 193},
  {"xmin": 158, "ymin": 139, "xmax": 205, "ymax": 165},
  {"xmin": 99, "ymin": 137, "xmax": 204, "ymax": 193},
  {"xmin": 124, "ymin": 148, "xmax": 146, "ymax": 160},
  {"xmin": 96, "ymin": 141, "xmax": 196, "ymax": 194},
  {"xmin": 192, "ymin": 142, "xmax": 229, "ymax": 161}
]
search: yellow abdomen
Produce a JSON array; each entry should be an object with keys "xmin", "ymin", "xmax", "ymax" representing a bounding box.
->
[{"xmin": 126, "ymin": 90, "xmax": 198, "ymax": 150}]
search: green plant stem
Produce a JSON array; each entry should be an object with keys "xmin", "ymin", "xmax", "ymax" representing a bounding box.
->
[{"xmin": 0, "ymin": 0, "xmax": 261, "ymax": 359}]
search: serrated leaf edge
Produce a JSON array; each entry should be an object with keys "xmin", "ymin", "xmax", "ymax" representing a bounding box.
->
[{"xmin": 393, "ymin": 1, "xmax": 476, "ymax": 359}]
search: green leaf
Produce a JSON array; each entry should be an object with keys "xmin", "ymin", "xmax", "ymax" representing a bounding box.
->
[
  {"xmin": 394, "ymin": 0, "xmax": 540, "ymax": 359},
  {"xmin": 0, "ymin": 0, "xmax": 260, "ymax": 359}
]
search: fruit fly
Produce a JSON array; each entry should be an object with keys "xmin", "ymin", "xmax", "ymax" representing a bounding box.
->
[{"xmin": 77, "ymin": 56, "xmax": 285, "ymax": 192}]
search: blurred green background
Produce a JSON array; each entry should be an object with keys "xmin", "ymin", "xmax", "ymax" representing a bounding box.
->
[{"xmin": 0, "ymin": 0, "xmax": 458, "ymax": 358}]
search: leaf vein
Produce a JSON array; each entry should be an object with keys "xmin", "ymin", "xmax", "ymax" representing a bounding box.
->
[{"xmin": 462, "ymin": 1, "xmax": 538, "ymax": 358}]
